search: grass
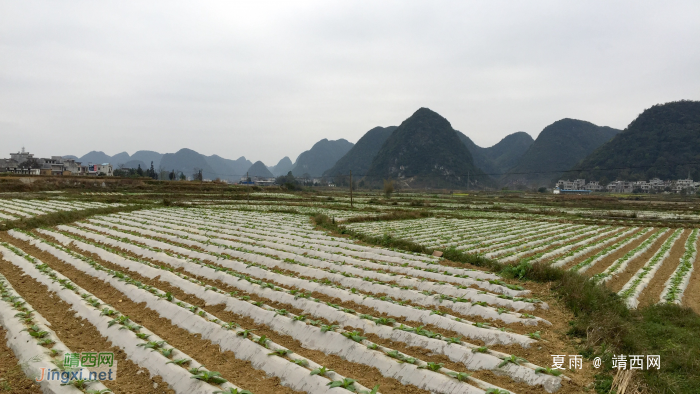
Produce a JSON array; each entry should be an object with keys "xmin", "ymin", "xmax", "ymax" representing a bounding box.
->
[{"xmin": 312, "ymin": 213, "xmax": 700, "ymax": 393}]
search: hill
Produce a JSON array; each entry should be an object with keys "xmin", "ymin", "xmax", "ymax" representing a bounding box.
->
[
  {"xmin": 457, "ymin": 131, "xmax": 534, "ymax": 175},
  {"xmin": 324, "ymin": 126, "xmax": 397, "ymax": 178},
  {"xmin": 502, "ymin": 118, "xmax": 619, "ymax": 187},
  {"xmin": 269, "ymin": 157, "xmax": 293, "ymax": 176},
  {"xmin": 159, "ymin": 148, "xmax": 218, "ymax": 180},
  {"xmin": 203, "ymin": 155, "xmax": 252, "ymax": 182},
  {"xmin": 130, "ymin": 150, "xmax": 164, "ymax": 169},
  {"xmin": 365, "ymin": 108, "xmax": 491, "ymax": 188},
  {"xmin": 246, "ymin": 161, "xmax": 274, "ymax": 178},
  {"xmin": 570, "ymin": 100, "xmax": 700, "ymax": 182},
  {"xmin": 291, "ymin": 139, "xmax": 354, "ymax": 177},
  {"xmin": 77, "ymin": 151, "xmax": 113, "ymax": 164}
]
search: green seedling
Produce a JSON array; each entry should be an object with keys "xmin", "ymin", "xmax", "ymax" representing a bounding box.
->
[
  {"xmin": 527, "ymin": 331, "xmax": 541, "ymax": 340},
  {"xmin": 268, "ymin": 349, "xmax": 294, "ymax": 357},
  {"xmin": 498, "ymin": 355, "xmax": 528, "ymax": 368},
  {"xmin": 191, "ymin": 370, "xmax": 227, "ymax": 384},
  {"xmin": 214, "ymin": 389, "xmax": 253, "ymax": 394},
  {"xmin": 419, "ymin": 362, "xmax": 443, "ymax": 371},
  {"xmin": 446, "ymin": 371, "xmax": 471, "ymax": 382},
  {"xmin": 327, "ymin": 378, "xmax": 357, "ymax": 391},
  {"xmin": 166, "ymin": 358, "xmax": 191, "ymax": 366},
  {"xmin": 310, "ymin": 366, "xmax": 333, "ymax": 376},
  {"xmin": 472, "ymin": 346, "xmax": 489, "ymax": 353},
  {"xmin": 342, "ymin": 331, "xmax": 367, "ymax": 343},
  {"xmin": 535, "ymin": 367, "xmax": 563, "ymax": 376}
]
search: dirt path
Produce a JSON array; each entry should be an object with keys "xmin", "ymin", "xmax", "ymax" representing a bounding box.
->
[
  {"xmin": 584, "ymin": 228, "xmax": 670, "ymax": 276},
  {"xmin": 0, "ymin": 327, "xmax": 43, "ymax": 393},
  {"xmin": 2, "ymin": 233, "xmax": 301, "ymax": 394},
  {"xmin": 682, "ymin": 236, "xmax": 700, "ymax": 314},
  {"xmin": 636, "ymin": 229, "xmax": 691, "ymax": 307},
  {"xmin": 606, "ymin": 230, "xmax": 678, "ymax": 293},
  {"xmin": 0, "ymin": 244, "xmax": 174, "ymax": 394}
]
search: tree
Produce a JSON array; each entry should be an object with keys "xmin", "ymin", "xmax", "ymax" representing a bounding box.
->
[
  {"xmin": 19, "ymin": 158, "xmax": 41, "ymax": 169},
  {"xmin": 383, "ymin": 179, "xmax": 394, "ymax": 198},
  {"xmin": 179, "ymin": 172, "xmax": 186, "ymax": 181},
  {"xmin": 149, "ymin": 161, "xmax": 157, "ymax": 179},
  {"xmin": 169, "ymin": 170, "xmax": 175, "ymax": 181},
  {"xmin": 537, "ymin": 187, "xmax": 547, "ymax": 193},
  {"xmin": 136, "ymin": 164, "xmax": 144, "ymax": 177},
  {"xmin": 193, "ymin": 168, "xmax": 203, "ymax": 181}
]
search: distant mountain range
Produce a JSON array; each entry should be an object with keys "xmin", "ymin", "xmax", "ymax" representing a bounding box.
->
[{"xmin": 65, "ymin": 100, "xmax": 697, "ymax": 188}]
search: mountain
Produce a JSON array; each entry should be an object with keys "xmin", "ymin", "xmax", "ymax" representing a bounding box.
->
[
  {"xmin": 111, "ymin": 152, "xmax": 131, "ymax": 165},
  {"xmin": 324, "ymin": 126, "xmax": 397, "ymax": 177},
  {"xmin": 246, "ymin": 161, "xmax": 274, "ymax": 178},
  {"xmin": 457, "ymin": 131, "xmax": 534, "ymax": 175},
  {"xmin": 62, "ymin": 155, "xmax": 79, "ymax": 160},
  {"xmin": 159, "ymin": 148, "xmax": 218, "ymax": 180},
  {"xmin": 502, "ymin": 118, "xmax": 620, "ymax": 187},
  {"xmin": 77, "ymin": 151, "xmax": 113, "ymax": 164},
  {"xmin": 130, "ymin": 150, "xmax": 164, "ymax": 169},
  {"xmin": 269, "ymin": 157, "xmax": 293, "ymax": 176},
  {"xmin": 203, "ymin": 155, "xmax": 252, "ymax": 182},
  {"xmin": 291, "ymin": 139, "xmax": 354, "ymax": 177},
  {"xmin": 122, "ymin": 160, "xmax": 146, "ymax": 169},
  {"xmin": 365, "ymin": 108, "xmax": 491, "ymax": 188},
  {"xmin": 570, "ymin": 100, "xmax": 700, "ymax": 182}
]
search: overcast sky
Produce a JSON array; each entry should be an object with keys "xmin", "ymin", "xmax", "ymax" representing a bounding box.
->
[{"xmin": 2, "ymin": 1, "xmax": 699, "ymax": 165}]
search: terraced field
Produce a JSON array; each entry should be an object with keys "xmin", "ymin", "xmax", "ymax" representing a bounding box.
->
[
  {"xmin": 346, "ymin": 218, "xmax": 700, "ymax": 311},
  {"xmin": 0, "ymin": 199, "xmax": 124, "ymax": 222},
  {"xmin": 0, "ymin": 207, "xmax": 590, "ymax": 394}
]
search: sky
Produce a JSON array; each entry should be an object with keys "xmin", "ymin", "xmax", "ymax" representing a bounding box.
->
[{"xmin": 2, "ymin": 1, "xmax": 699, "ymax": 166}]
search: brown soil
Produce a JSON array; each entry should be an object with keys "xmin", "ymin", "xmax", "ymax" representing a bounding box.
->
[
  {"xmin": 681, "ymin": 236, "xmax": 700, "ymax": 314},
  {"xmin": 51, "ymin": 234, "xmax": 432, "ymax": 394},
  {"xmin": 1, "ymin": 233, "xmax": 301, "ymax": 394},
  {"xmin": 0, "ymin": 247, "xmax": 175, "ymax": 394},
  {"xmin": 537, "ymin": 227, "xmax": 628, "ymax": 263},
  {"xmin": 0, "ymin": 327, "xmax": 44, "ymax": 393},
  {"xmin": 636, "ymin": 229, "xmax": 691, "ymax": 307},
  {"xmin": 50, "ymin": 227, "xmax": 585, "ymax": 394},
  {"xmin": 581, "ymin": 228, "xmax": 666, "ymax": 277},
  {"xmin": 562, "ymin": 227, "xmax": 649, "ymax": 273},
  {"xmin": 606, "ymin": 230, "xmax": 678, "ymax": 292}
]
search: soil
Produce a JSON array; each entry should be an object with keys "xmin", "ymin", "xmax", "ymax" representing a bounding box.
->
[
  {"xmin": 581, "ymin": 228, "xmax": 666, "ymax": 277},
  {"xmin": 636, "ymin": 229, "xmax": 691, "ymax": 307},
  {"xmin": 1, "ymin": 232, "xmax": 301, "ymax": 394},
  {"xmin": 0, "ymin": 243, "xmax": 175, "ymax": 394},
  {"xmin": 561, "ymin": 227, "xmax": 649, "ymax": 273},
  {"xmin": 0, "ymin": 327, "xmax": 43, "ymax": 393},
  {"xmin": 606, "ymin": 230, "xmax": 679, "ymax": 293},
  {"xmin": 40, "ymin": 226, "xmax": 590, "ymax": 392},
  {"xmin": 681, "ymin": 236, "xmax": 700, "ymax": 314}
]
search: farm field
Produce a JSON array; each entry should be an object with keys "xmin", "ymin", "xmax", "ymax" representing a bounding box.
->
[
  {"xmin": 1, "ymin": 187, "xmax": 699, "ymax": 393},
  {"xmin": 0, "ymin": 199, "xmax": 124, "ymax": 222},
  {"xmin": 0, "ymin": 203, "xmax": 594, "ymax": 394},
  {"xmin": 346, "ymin": 218, "xmax": 700, "ymax": 312}
]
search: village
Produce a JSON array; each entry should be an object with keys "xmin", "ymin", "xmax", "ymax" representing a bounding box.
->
[
  {"xmin": 555, "ymin": 178, "xmax": 700, "ymax": 194},
  {"xmin": 0, "ymin": 148, "xmax": 113, "ymax": 176}
]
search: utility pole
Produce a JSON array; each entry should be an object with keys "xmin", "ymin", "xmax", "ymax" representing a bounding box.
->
[
  {"xmin": 247, "ymin": 171, "xmax": 250, "ymax": 204},
  {"xmin": 350, "ymin": 170, "xmax": 353, "ymax": 208}
]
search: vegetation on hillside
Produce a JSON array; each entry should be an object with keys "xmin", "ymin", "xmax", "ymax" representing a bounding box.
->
[
  {"xmin": 457, "ymin": 131, "xmax": 534, "ymax": 175},
  {"xmin": 503, "ymin": 118, "xmax": 619, "ymax": 187},
  {"xmin": 291, "ymin": 138, "xmax": 354, "ymax": 177},
  {"xmin": 571, "ymin": 100, "xmax": 700, "ymax": 182},
  {"xmin": 365, "ymin": 108, "xmax": 492, "ymax": 188},
  {"xmin": 324, "ymin": 126, "xmax": 397, "ymax": 177}
]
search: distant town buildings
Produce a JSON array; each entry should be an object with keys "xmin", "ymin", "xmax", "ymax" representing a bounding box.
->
[
  {"xmin": 0, "ymin": 148, "xmax": 113, "ymax": 176},
  {"xmin": 556, "ymin": 178, "xmax": 700, "ymax": 194}
]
